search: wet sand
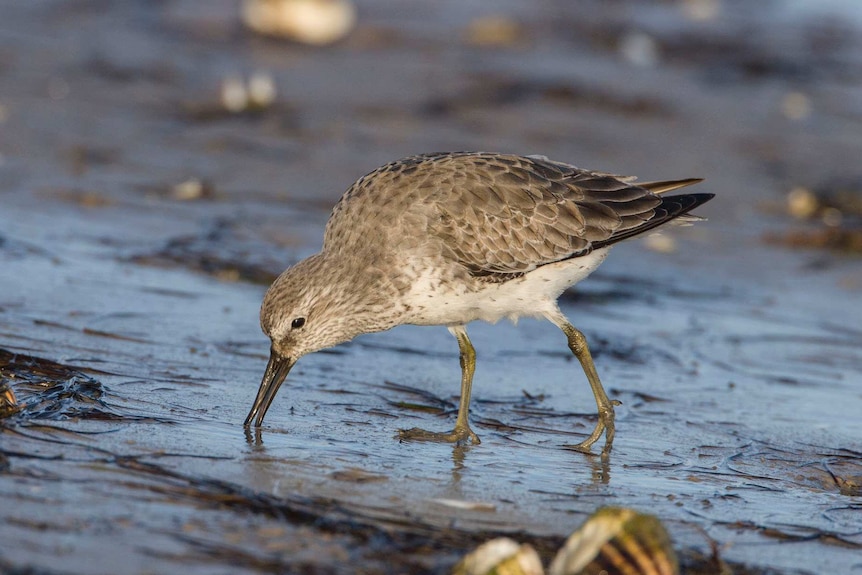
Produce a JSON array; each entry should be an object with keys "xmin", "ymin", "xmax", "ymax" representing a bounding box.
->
[{"xmin": 1, "ymin": 1, "xmax": 861, "ymax": 573}]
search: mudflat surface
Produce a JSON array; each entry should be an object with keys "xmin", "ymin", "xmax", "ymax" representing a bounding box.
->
[{"xmin": 1, "ymin": 1, "xmax": 861, "ymax": 574}]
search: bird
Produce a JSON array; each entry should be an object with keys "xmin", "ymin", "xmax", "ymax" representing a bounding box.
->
[{"xmin": 244, "ymin": 152, "xmax": 713, "ymax": 454}]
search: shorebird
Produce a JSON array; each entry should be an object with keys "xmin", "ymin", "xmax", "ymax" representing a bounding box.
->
[{"xmin": 244, "ymin": 152, "xmax": 713, "ymax": 454}]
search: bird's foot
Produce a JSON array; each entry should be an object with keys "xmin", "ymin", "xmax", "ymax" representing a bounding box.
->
[
  {"xmin": 397, "ymin": 424, "xmax": 481, "ymax": 445},
  {"xmin": 563, "ymin": 399, "xmax": 620, "ymax": 456}
]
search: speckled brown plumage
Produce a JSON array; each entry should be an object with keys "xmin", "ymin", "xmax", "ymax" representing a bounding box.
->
[{"xmin": 325, "ymin": 152, "xmax": 708, "ymax": 281}]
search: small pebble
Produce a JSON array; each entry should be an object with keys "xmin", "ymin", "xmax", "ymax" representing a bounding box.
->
[
  {"xmin": 620, "ymin": 31, "xmax": 660, "ymax": 67},
  {"xmin": 464, "ymin": 15, "xmax": 524, "ymax": 48}
]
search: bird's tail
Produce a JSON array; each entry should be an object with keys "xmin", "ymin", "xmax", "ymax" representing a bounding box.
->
[
  {"xmin": 641, "ymin": 178, "xmax": 710, "ymax": 225},
  {"xmin": 593, "ymin": 191, "xmax": 715, "ymax": 248}
]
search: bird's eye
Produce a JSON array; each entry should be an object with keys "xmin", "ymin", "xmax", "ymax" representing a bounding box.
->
[{"xmin": 291, "ymin": 317, "xmax": 306, "ymax": 329}]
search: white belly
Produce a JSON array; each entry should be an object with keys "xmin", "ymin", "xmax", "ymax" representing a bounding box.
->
[{"xmin": 404, "ymin": 248, "xmax": 610, "ymax": 326}]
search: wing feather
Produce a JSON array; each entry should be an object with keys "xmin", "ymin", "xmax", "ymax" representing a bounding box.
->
[
  {"xmin": 325, "ymin": 152, "xmax": 711, "ymax": 282},
  {"xmin": 422, "ymin": 153, "xmax": 709, "ymax": 281}
]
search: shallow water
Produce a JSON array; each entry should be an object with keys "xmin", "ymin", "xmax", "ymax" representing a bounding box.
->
[{"xmin": 2, "ymin": 1, "xmax": 862, "ymax": 574}]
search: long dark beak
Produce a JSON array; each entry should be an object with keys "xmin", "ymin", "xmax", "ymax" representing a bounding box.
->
[{"xmin": 244, "ymin": 348, "xmax": 295, "ymax": 428}]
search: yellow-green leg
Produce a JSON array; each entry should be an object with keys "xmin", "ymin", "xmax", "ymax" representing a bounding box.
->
[
  {"xmin": 549, "ymin": 312, "xmax": 619, "ymax": 455},
  {"xmin": 398, "ymin": 325, "xmax": 481, "ymax": 445}
]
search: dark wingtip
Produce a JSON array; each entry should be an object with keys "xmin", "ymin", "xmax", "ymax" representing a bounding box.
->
[
  {"xmin": 593, "ymin": 191, "xmax": 715, "ymax": 249},
  {"xmin": 674, "ymin": 192, "xmax": 715, "ymax": 214},
  {"xmin": 685, "ymin": 191, "xmax": 715, "ymax": 204}
]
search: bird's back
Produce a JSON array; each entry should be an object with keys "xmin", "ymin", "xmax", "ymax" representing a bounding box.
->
[{"xmin": 323, "ymin": 152, "xmax": 712, "ymax": 281}]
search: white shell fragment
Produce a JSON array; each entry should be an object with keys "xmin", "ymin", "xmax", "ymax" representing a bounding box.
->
[
  {"xmin": 453, "ymin": 538, "xmax": 544, "ymax": 575},
  {"xmin": 431, "ymin": 498, "xmax": 497, "ymax": 512},
  {"xmin": 241, "ymin": 0, "xmax": 357, "ymax": 45}
]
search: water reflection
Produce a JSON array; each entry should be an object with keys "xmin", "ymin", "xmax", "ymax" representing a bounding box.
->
[
  {"xmin": 589, "ymin": 454, "xmax": 612, "ymax": 486},
  {"xmin": 244, "ymin": 425, "xmax": 264, "ymax": 449}
]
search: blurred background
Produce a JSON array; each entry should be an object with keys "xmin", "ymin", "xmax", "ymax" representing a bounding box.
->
[{"xmin": 1, "ymin": 1, "xmax": 861, "ymax": 574}]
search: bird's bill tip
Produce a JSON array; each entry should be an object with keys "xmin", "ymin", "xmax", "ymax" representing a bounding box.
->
[{"xmin": 243, "ymin": 350, "xmax": 295, "ymax": 428}]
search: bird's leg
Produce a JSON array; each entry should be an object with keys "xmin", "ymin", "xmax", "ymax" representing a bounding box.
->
[
  {"xmin": 398, "ymin": 325, "xmax": 481, "ymax": 445},
  {"xmin": 559, "ymin": 322, "xmax": 620, "ymax": 455}
]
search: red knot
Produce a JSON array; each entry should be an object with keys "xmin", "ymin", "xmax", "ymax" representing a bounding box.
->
[{"xmin": 244, "ymin": 152, "xmax": 713, "ymax": 454}]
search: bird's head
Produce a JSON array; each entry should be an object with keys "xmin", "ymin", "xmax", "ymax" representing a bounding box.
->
[{"xmin": 243, "ymin": 253, "xmax": 368, "ymax": 428}]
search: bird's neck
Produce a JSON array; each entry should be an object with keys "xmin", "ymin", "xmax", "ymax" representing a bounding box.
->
[{"xmin": 315, "ymin": 250, "xmax": 408, "ymax": 336}]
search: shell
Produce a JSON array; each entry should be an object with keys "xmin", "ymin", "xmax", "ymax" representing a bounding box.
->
[
  {"xmin": 453, "ymin": 538, "xmax": 544, "ymax": 575},
  {"xmin": 0, "ymin": 381, "xmax": 20, "ymax": 418},
  {"xmin": 549, "ymin": 507, "xmax": 679, "ymax": 575},
  {"xmin": 241, "ymin": 0, "xmax": 356, "ymax": 45}
]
